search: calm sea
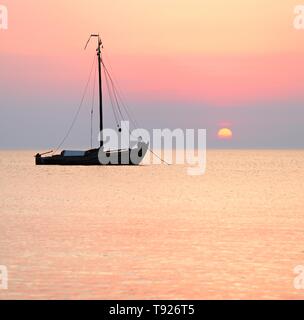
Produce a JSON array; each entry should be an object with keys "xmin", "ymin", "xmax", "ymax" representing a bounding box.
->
[{"xmin": 0, "ymin": 150, "xmax": 304, "ymax": 299}]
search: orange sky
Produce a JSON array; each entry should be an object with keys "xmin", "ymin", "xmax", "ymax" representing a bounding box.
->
[{"xmin": 2, "ymin": 0, "xmax": 304, "ymax": 55}]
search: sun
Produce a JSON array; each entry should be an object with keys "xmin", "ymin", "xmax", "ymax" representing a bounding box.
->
[{"xmin": 217, "ymin": 128, "xmax": 233, "ymax": 140}]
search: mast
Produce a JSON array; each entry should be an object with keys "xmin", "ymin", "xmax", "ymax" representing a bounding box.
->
[
  {"xmin": 84, "ymin": 34, "xmax": 103, "ymax": 148},
  {"xmin": 97, "ymin": 36, "xmax": 103, "ymax": 148}
]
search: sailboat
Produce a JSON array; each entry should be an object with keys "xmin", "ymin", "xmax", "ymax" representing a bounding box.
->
[{"xmin": 35, "ymin": 35, "xmax": 149, "ymax": 166}]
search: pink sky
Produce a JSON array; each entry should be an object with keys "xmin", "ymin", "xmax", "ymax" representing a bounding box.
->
[
  {"xmin": 1, "ymin": 0, "xmax": 304, "ymax": 148},
  {"xmin": 1, "ymin": 0, "xmax": 304, "ymax": 105}
]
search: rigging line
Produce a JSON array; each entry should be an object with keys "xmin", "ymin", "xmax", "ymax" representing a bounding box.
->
[
  {"xmin": 103, "ymin": 66, "xmax": 136, "ymax": 143},
  {"xmin": 106, "ymin": 68, "xmax": 121, "ymax": 124},
  {"xmin": 104, "ymin": 66, "xmax": 137, "ymax": 139},
  {"xmin": 102, "ymin": 54, "xmax": 164, "ymax": 168},
  {"xmin": 103, "ymin": 69, "xmax": 134, "ymax": 152},
  {"xmin": 102, "ymin": 61, "xmax": 137, "ymax": 129},
  {"xmin": 101, "ymin": 59, "xmax": 130, "ymax": 124},
  {"xmin": 149, "ymin": 149, "xmax": 170, "ymax": 165},
  {"xmin": 101, "ymin": 53, "xmax": 139, "ymax": 131},
  {"xmin": 117, "ymin": 91, "xmax": 139, "ymax": 129},
  {"xmin": 90, "ymin": 58, "xmax": 97, "ymax": 149},
  {"xmin": 103, "ymin": 64, "xmax": 169, "ymax": 165},
  {"xmin": 102, "ymin": 51, "xmax": 140, "ymax": 129},
  {"xmin": 103, "ymin": 60, "xmax": 169, "ymax": 165},
  {"xmin": 108, "ymin": 69, "xmax": 138, "ymax": 129},
  {"xmin": 104, "ymin": 66, "xmax": 138, "ymax": 143},
  {"xmin": 111, "ymin": 79, "xmax": 125, "ymax": 123},
  {"xmin": 102, "ymin": 61, "xmax": 125, "ymax": 123},
  {"xmin": 126, "ymin": 128, "xmax": 170, "ymax": 165},
  {"xmin": 110, "ymin": 78, "xmax": 139, "ymax": 129},
  {"xmin": 54, "ymin": 54, "xmax": 97, "ymax": 154},
  {"xmin": 102, "ymin": 56, "xmax": 169, "ymax": 166},
  {"xmin": 103, "ymin": 67, "xmax": 120, "ymax": 126},
  {"xmin": 105, "ymin": 69, "xmax": 133, "ymax": 136},
  {"xmin": 112, "ymin": 79, "xmax": 138, "ymax": 129}
]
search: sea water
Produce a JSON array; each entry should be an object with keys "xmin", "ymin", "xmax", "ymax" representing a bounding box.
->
[{"xmin": 0, "ymin": 150, "xmax": 304, "ymax": 299}]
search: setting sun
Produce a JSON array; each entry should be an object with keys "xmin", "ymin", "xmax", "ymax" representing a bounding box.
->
[{"xmin": 217, "ymin": 128, "xmax": 233, "ymax": 140}]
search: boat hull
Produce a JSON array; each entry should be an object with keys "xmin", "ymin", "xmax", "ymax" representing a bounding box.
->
[{"xmin": 35, "ymin": 144, "xmax": 149, "ymax": 166}]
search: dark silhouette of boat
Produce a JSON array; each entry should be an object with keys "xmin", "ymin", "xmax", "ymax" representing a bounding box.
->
[{"xmin": 35, "ymin": 35, "xmax": 149, "ymax": 166}]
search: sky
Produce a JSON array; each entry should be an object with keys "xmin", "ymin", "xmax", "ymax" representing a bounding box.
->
[{"xmin": 1, "ymin": 0, "xmax": 304, "ymax": 149}]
